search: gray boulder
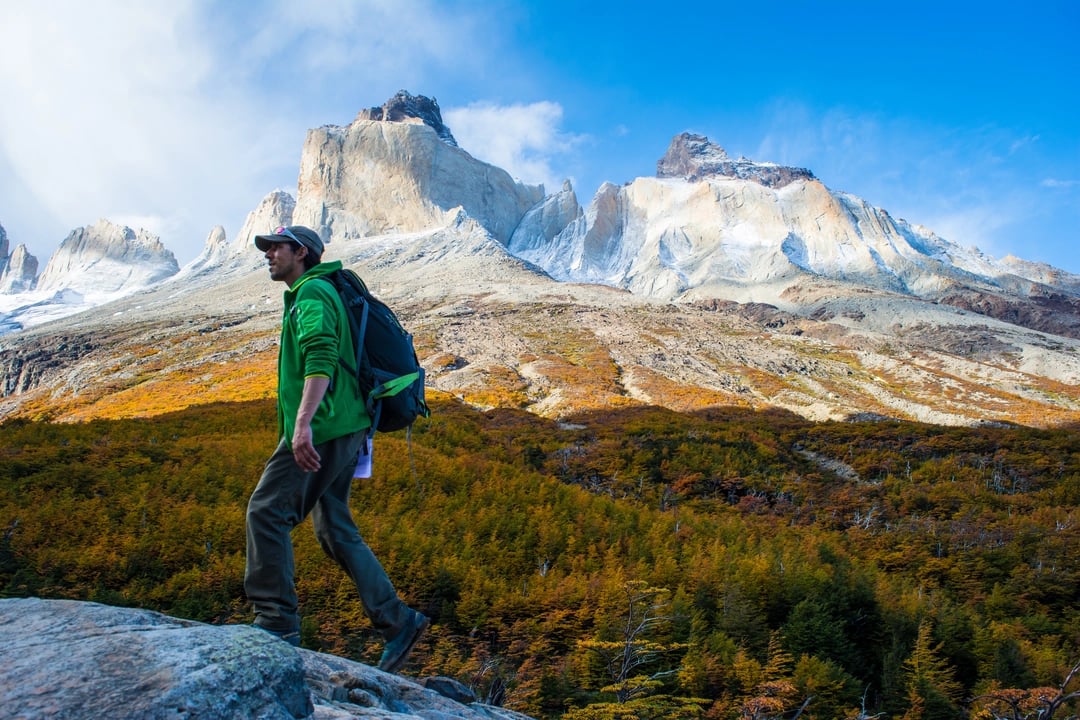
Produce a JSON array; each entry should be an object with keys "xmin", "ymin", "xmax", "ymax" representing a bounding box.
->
[{"xmin": 0, "ymin": 597, "xmax": 531, "ymax": 720}]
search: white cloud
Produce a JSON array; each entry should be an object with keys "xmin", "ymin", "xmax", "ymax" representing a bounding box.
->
[
  {"xmin": 444, "ymin": 101, "xmax": 583, "ymax": 193},
  {"xmin": 916, "ymin": 205, "xmax": 1016, "ymax": 257},
  {"xmin": 1041, "ymin": 178, "xmax": 1079, "ymax": 189},
  {"xmin": 0, "ymin": 0, "xmax": 493, "ymax": 265},
  {"xmin": 0, "ymin": 1, "xmax": 273, "ymax": 261}
]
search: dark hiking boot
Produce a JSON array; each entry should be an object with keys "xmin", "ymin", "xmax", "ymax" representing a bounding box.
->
[{"xmin": 378, "ymin": 609, "xmax": 430, "ymax": 673}]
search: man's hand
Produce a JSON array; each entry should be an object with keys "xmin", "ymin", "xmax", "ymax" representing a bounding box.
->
[
  {"xmin": 292, "ymin": 376, "xmax": 330, "ymax": 473},
  {"xmin": 292, "ymin": 422, "xmax": 321, "ymax": 472}
]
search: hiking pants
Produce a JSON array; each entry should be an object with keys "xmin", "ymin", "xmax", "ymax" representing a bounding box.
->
[{"xmin": 244, "ymin": 432, "xmax": 410, "ymax": 638}]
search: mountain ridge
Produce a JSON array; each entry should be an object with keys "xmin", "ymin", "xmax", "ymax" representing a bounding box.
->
[{"xmin": 1, "ymin": 92, "xmax": 1078, "ymax": 428}]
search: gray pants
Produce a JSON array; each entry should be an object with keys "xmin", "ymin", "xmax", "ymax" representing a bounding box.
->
[{"xmin": 244, "ymin": 432, "xmax": 409, "ymax": 638}]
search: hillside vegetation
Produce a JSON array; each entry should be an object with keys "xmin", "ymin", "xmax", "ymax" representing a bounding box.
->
[{"xmin": 1, "ymin": 397, "xmax": 1077, "ymax": 719}]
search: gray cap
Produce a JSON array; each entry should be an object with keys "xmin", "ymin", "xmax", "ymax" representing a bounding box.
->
[{"xmin": 254, "ymin": 225, "xmax": 324, "ymax": 260}]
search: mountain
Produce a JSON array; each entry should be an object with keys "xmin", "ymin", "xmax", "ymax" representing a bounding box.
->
[
  {"xmin": 0, "ymin": 243, "xmax": 38, "ymax": 294},
  {"xmin": 294, "ymin": 93, "xmax": 543, "ymax": 245},
  {"xmin": 511, "ymin": 133, "xmax": 1080, "ymax": 312},
  {"xmin": 0, "ymin": 222, "xmax": 39, "ymax": 294},
  {"xmin": 35, "ymin": 218, "xmax": 179, "ymax": 295},
  {"xmin": 0, "ymin": 219, "xmax": 180, "ymax": 334},
  {"xmin": 177, "ymin": 190, "xmax": 297, "ymax": 281},
  {"xmin": 0, "ymin": 92, "xmax": 1078, "ymax": 429}
]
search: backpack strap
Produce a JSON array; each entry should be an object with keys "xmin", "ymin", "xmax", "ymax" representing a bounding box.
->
[
  {"xmin": 370, "ymin": 371, "xmax": 421, "ymax": 400},
  {"xmin": 354, "ymin": 295, "xmax": 370, "ymax": 379}
]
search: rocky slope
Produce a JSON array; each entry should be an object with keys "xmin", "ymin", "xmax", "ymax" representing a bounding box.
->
[{"xmin": 1, "ymin": 212, "xmax": 1077, "ymax": 429}]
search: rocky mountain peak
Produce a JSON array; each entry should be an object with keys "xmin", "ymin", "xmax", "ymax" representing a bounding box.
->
[
  {"xmin": 232, "ymin": 190, "xmax": 296, "ymax": 255},
  {"xmin": 296, "ymin": 98, "xmax": 542, "ymax": 245},
  {"xmin": 657, "ymin": 132, "xmax": 816, "ymax": 188},
  {"xmin": 34, "ymin": 219, "xmax": 179, "ymax": 296},
  {"xmin": 0, "ymin": 244, "xmax": 39, "ymax": 293},
  {"xmin": 354, "ymin": 89, "xmax": 458, "ymax": 147},
  {"xmin": 0, "ymin": 222, "xmax": 8, "ymax": 259}
]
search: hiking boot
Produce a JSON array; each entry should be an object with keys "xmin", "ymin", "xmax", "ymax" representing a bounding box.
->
[
  {"xmin": 378, "ymin": 609, "xmax": 430, "ymax": 673},
  {"xmin": 254, "ymin": 624, "xmax": 301, "ymax": 647}
]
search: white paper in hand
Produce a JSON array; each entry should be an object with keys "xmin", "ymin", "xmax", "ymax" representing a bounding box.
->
[{"xmin": 353, "ymin": 435, "xmax": 373, "ymax": 478}]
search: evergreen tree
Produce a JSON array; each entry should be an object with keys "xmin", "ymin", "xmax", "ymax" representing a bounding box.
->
[{"xmin": 903, "ymin": 620, "xmax": 964, "ymax": 720}]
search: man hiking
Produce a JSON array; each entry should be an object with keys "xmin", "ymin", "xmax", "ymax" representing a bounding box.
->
[{"xmin": 245, "ymin": 224, "xmax": 429, "ymax": 673}]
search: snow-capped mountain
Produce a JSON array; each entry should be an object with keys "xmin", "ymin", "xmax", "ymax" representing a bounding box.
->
[
  {"xmin": 0, "ymin": 219, "xmax": 179, "ymax": 335},
  {"xmin": 0, "ymin": 235, "xmax": 38, "ymax": 294},
  {"xmin": 510, "ymin": 132, "xmax": 1079, "ymax": 309},
  {"xmin": 36, "ymin": 219, "xmax": 179, "ymax": 295}
]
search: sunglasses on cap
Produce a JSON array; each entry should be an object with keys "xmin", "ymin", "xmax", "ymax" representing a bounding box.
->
[{"xmin": 273, "ymin": 226, "xmax": 302, "ymax": 244}]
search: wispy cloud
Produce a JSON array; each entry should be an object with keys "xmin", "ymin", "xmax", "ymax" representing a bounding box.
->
[
  {"xmin": 1009, "ymin": 135, "xmax": 1040, "ymax": 155},
  {"xmin": 0, "ymin": 0, "xmax": 492, "ymax": 263},
  {"xmin": 915, "ymin": 206, "xmax": 1016, "ymax": 257},
  {"xmin": 1041, "ymin": 178, "xmax": 1080, "ymax": 189},
  {"xmin": 444, "ymin": 101, "xmax": 585, "ymax": 193},
  {"xmin": 0, "ymin": 2, "xmax": 220, "ymax": 246}
]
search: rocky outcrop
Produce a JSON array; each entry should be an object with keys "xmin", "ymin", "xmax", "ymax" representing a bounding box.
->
[
  {"xmin": 0, "ymin": 243, "xmax": 38, "ymax": 293},
  {"xmin": 293, "ymin": 94, "xmax": 543, "ymax": 246},
  {"xmin": 176, "ymin": 191, "xmax": 296, "ymax": 279},
  {"xmin": 0, "ymin": 222, "xmax": 38, "ymax": 294},
  {"xmin": 507, "ymin": 179, "xmax": 583, "ymax": 259},
  {"xmin": 657, "ymin": 132, "xmax": 815, "ymax": 188},
  {"xmin": 937, "ymin": 287, "xmax": 1080, "ymax": 341},
  {"xmin": 234, "ymin": 190, "xmax": 297, "ymax": 256},
  {"xmin": 177, "ymin": 225, "xmax": 231, "ymax": 278},
  {"xmin": 355, "ymin": 89, "xmax": 459, "ymax": 147},
  {"xmin": 0, "ymin": 597, "xmax": 532, "ymax": 720},
  {"xmin": 35, "ymin": 219, "xmax": 179, "ymax": 297}
]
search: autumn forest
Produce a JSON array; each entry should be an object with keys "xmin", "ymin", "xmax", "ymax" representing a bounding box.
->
[{"xmin": 1, "ymin": 396, "xmax": 1077, "ymax": 719}]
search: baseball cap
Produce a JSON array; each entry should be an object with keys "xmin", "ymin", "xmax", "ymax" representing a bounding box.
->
[{"xmin": 254, "ymin": 225, "xmax": 324, "ymax": 260}]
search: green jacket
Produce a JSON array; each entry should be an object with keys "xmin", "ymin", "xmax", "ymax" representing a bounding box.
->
[{"xmin": 277, "ymin": 260, "xmax": 370, "ymax": 446}]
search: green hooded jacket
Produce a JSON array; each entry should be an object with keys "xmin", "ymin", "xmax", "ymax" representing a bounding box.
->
[{"xmin": 277, "ymin": 260, "xmax": 370, "ymax": 446}]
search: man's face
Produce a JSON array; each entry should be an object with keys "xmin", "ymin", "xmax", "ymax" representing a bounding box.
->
[{"xmin": 264, "ymin": 241, "xmax": 306, "ymax": 285}]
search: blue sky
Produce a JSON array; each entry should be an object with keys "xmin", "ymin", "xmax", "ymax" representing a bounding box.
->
[{"xmin": 1, "ymin": 0, "xmax": 1077, "ymax": 273}]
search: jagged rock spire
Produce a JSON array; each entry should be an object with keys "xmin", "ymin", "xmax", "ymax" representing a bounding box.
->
[
  {"xmin": 657, "ymin": 132, "xmax": 815, "ymax": 188},
  {"xmin": 354, "ymin": 90, "xmax": 458, "ymax": 147},
  {"xmin": 0, "ymin": 244, "xmax": 38, "ymax": 293}
]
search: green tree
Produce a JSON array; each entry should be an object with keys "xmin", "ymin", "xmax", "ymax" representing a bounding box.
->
[
  {"xmin": 578, "ymin": 581, "xmax": 685, "ymax": 704},
  {"xmin": 903, "ymin": 620, "xmax": 964, "ymax": 720}
]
